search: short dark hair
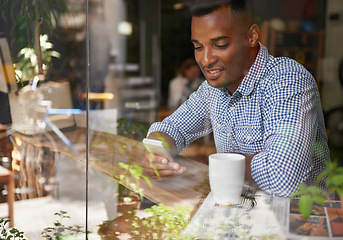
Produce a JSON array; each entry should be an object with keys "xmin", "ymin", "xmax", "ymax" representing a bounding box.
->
[{"xmin": 190, "ymin": 0, "xmax": 255, "ymax": 20}]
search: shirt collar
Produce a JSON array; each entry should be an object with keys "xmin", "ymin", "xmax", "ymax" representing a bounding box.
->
[{"xmin": 236, "ymin": 43, "xmax": 269, "ymax": 96}]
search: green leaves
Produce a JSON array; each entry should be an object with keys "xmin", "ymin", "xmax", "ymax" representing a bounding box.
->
[
  {"xmin": 298, "ymin": 195, "xmax": 313, "ymax": 219},
  {"xmin": 15, "ymin": 34, "xmax": 60, "ymax": 81},
  {"xmin": 327, "ymin": 174, "xmax": 343, "ymax": 187},
  {"xmin": 317, "ymin": 160, "xmax": 343, "ymax": 198},
  {"xmin": 117, "ymin": 118, "xmax": 148, "ymax": 141},
  {"xmin": 91, "ymin": 119, "xmax": 151, "ymax": 201},
  {"xmin": 41, "ymin": 211, "xmax": 87, "ymax": 240},
  {"xmin": 0, "ymin": 218, "xmax": 25, "ymax": 240},
  {"xmin": 115, "ymin": 162, "xmax": 152, "ymax": 201},
  {"xmin": 127, "ymin": 204, "xmax": 192, "ymax": 239},
  {"xmin": 291, "ymin": 183, "xmax": 326, "ymax": 219},
  {"xmin": 292, "ymin": 159, "xmax": 343, "ymax": 219},
  {"xmin": 0, "ymin": 0, "xmax": 67, "ymax": 47}
]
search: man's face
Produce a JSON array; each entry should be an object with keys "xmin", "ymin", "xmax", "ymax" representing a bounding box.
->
[{"xmin": 191, "ymin": 6, "xmax": 252, "ymax": 93}]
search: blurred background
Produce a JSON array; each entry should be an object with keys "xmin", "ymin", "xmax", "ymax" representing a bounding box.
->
[{"xmin": 0, "ymin": 0, "xmax": 343, "ymax": 239}]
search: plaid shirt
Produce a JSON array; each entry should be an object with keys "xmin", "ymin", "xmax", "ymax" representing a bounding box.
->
[{"xmin": 149, "ymin": 44, "xmax": 330, "ymax": 197}]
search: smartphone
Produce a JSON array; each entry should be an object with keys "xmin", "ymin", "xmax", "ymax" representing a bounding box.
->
[{"xmin": 142, "ymin": 138, "xmax": 175, "ymax": 162}]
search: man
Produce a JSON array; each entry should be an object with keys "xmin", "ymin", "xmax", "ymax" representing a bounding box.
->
[{"xmin": 143, "ymin": 0, "xmax": 330, "ymax": 197}]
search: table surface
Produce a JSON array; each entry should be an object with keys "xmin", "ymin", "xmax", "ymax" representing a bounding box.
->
[
  {"xmin": 182, "ymin": 190, "xmax": 343, "ymax": 240},
  {"xmin": 10, "ymin": 127, "xmax": 210, "ymax": 209},
  {"xmin": 182, "ymin": 191, "xmax": 286, "ymax": 239}
]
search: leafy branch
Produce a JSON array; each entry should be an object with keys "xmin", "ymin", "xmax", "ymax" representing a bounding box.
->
[
  {"xmin": 127, "ymin": 204, "xmax": 192, "ymax": 240},
  {"xmin": 290, "ymin": 183, "xmax": 326, "ymax": 219},
  {"xmin": 317, "ymin": 160, "xmax": 343, "ymax": 197},
  {"xmin": 0, "ymin": 0, "xmax": 67, "ymax": 77},
  {"xmin": 291, "ymin": 159, "xmax": 343, "ymax": 219},
  {"xmin": 0, "ymin": 219, "xmax": 25, "ymax": 240},
  {"xmin": 109, "ymin": 162, "xmax": 152, "ymax": 202},
  {"xmin": 41, "ymin": 211, "xmax": 88, "ymax": 240}
]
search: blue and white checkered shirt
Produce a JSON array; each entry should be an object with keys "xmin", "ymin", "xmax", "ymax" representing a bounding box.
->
[{"xmin": 148, "ymin": 43, "xmax": 330, "ymax": 197}]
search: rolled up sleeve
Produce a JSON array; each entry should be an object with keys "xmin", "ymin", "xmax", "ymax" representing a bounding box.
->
[
  {"xmin": 148, "ymin": 82, "xmax": 212, "ymax": 153},
  {"xmin": 251, "ymin": 72, "xmax": 324, "ymax": 197}
]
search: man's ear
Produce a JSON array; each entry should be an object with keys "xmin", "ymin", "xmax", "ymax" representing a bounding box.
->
[{"xmin": 248, "ymin": 24, "xmax": 259, "ymax": 47}]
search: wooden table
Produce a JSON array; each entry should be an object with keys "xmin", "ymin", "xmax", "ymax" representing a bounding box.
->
[{"xmin": 9, "ymin": 127, "xmax": 210, "ymax": 209}]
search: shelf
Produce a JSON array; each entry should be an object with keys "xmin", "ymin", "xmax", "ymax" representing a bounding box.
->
[
  {"xmin": 272, "ymin": 29, "xmax": 323, "ymax": 36},
  {"xmin": 274, "ymin": 46, "xmax": 320, "ymax": 53},
  {"xmin": 267, "ymin": 29, "xmax": 324, "ymax": 86}
]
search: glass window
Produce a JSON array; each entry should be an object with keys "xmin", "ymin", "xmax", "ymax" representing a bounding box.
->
[{"xmin": 0, "ymin": 0, "xmax": 342, "ymax": 239}]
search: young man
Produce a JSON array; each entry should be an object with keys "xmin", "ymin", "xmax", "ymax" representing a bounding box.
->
[{"xmin": 142, "ymin": 0, "xmax": 330, "ymax": 197}]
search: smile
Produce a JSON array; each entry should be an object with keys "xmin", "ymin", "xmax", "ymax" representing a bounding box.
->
[{"xmin": 205, "ymin": 68, "xmax": 223, "ymax": 80}]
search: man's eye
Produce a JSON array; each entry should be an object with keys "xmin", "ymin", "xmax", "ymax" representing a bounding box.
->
[
  {"xmin": 216, "ymin": 43, "xmax": 229, "ymax": 49},
  {"xmin": 194, "ymin": 46, "xmax": 202, "ymax": 50}
]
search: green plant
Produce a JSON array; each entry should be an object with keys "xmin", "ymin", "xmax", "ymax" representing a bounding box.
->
[
  {"xmin": 117, "ymin": 118, "xmax": 148, "ymax": 141},
  {"xmin": 0, "ymin": 0, "xmax": 67, "ymax": 79},
  {"xmin": 291, "ymin": 159, "xmax": 343, "ymax": 219},
  {"xmin": 318, "ymin": 160, "xmax": 343, "ymax": 198},
  {"xmin": 91, "ymin": 119, "xmax": 151, "ymax": 203},
  {"xmin": 117, "ymin": 162, "xmax": 152, "ymax": 201},
  {"xmin": 0, "ymin": 219, "xmax": 25, "ymax": 240},
  {"xmin": 41, "ymin": 211, "xmax": 88, "ymax": 240},
  {"xmin": 127, "ymin": 204, "xmax": 192, "ymax": 240},
  {"xmin": 101, "ymin": 162, "xmax": 152, "ymax": 203},
  {"xmin": 290, "ymin": 183, "xmax": 326, "ymax": 219},
  {"xmin": 14, "ymin": 34, "xmax": 61, "ymax": 82}
]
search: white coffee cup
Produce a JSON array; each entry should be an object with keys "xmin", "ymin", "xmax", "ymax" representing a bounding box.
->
[{"xmin": 209, "ymin": 153, "xmax": 245, "ymax": 205}]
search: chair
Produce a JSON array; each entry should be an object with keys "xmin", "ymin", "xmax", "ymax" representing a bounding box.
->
[{"xmin": 0, "ymin": 165, "xmax": 14, "ymax": 227}]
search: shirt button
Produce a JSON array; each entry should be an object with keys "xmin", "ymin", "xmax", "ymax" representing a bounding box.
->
[
  {"xmin": 230, "ymin": 107, "xmax": 235, "ymax": 111},
  {"xmin": 247, "ymin": 136, "xmax": 252, "ymax": 140},
  {"xmin": 217, "ymin": 124, "xmax": 221, "ymax": 128},
  {"xmin": 227, "ymin": 133, "xmax": 231, "ymax": 137}
]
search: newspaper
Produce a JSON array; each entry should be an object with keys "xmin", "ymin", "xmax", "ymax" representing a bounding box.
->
[{"xmin": 273, "ymin": 197, "xmax": 343, "ymax": 239}]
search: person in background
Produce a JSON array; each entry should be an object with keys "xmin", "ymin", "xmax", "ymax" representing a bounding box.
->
[
  {"xmin": 168, "ymin": 58, "xmax": 203, "ymax": 111},
  {"xmin": 142, "ymin": 0, "xmax": 330, "ymax": 197}
]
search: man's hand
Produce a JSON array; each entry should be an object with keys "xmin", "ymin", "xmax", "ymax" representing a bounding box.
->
[
  {"xmin": 142, "ymin": 152, "xmax": 186, "ymax": 179},
  {"xmin": 141, "ymin": 132, "xmax": 186, "ymax": 179}
]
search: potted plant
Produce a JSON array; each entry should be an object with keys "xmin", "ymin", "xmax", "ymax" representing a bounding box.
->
[
  {"xmin": 100, "ymin": 162, "xmax": 152, "ymax": 223},
  {"xmin": 91, "ymin": 119, "xmax": 152, "ymax": 233},
  {"xmin": 0, "ymin": 0, "xmax": 67, "ymax": 82},
  {"xmin": 127, "ymin": 203, "xmax": 192, "ymax": 240},
  {"xmin": 14, "ymin": 34, "xmax": 61, "ymax": 84},
  {"xmin": 94, "ymin": 156, "xmax": 152, "ymax": 233},
  {"xmin": 291, "ymin": 159, "xmax": 343, "ymax": 219},
  {"xmin": 98, "ymin": 204, "xmax": 192, "ymax": 240},
  {"xmin": 0, "ymin": 0, "xmax": 73, "ymax": 135}
]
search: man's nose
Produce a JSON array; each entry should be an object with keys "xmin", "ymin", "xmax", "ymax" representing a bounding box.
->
[{"xmin": 202, "ymin": 48, "xmax": 217, "ymax": 68}]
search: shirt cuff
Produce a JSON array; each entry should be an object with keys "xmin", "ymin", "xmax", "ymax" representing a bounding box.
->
[{"xmin": 147, "ymin": 122, "xmax": 186, "ymax": 153}]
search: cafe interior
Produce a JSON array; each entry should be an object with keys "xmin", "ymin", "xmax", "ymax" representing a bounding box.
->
[{"xmin": 0, "ymin": 0, "xmax": 343, "ymax": 239}]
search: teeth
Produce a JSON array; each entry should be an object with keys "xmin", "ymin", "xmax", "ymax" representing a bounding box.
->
[{"xmin": 209, "ymin": 70, "xmax": 219, "ymax": 74}]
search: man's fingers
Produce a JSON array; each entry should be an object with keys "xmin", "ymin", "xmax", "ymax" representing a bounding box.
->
[
  {"xmin": 142, "ymin": 152, "xmax": 186, "ymax": 179},
  {"xmin": 143, "ymin": 161, "xmax": 186, "ymax": 179},
  {"xmin": 144, "ymin": 168, "xmax": 176, "ymax": 179}
]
